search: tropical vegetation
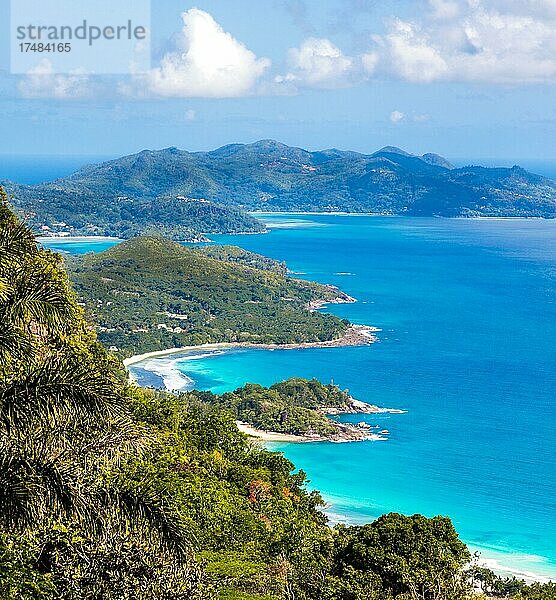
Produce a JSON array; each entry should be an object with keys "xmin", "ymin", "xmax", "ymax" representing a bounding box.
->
[
  {"xmin": 67, "ymin": 236, "xmax": 350, "ymax": 357},
  {"xmin": 198, "ymin": 378, "xmax": 357, "ymax": 436},
  {"xmin": 0, "ymin": 187, "xmax": 554, "ymax": 599}
]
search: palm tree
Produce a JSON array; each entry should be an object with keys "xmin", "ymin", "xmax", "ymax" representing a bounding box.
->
[
  {"xmin": 0, "ymin": 187, "xmax": 76, "ymax": 372},
  {"xmin": 0, "ymin": 190, "xmax": 190, "ymax": 574}
]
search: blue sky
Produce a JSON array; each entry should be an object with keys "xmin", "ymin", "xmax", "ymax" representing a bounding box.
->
[{"xmin": 1, "ymin": 0, "xmax": 556, "ymax": 162}]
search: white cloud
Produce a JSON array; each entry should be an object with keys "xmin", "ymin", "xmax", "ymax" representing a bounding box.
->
[
  {"xmin": 147, "ymin": 9, "xmax": 270, "ymax": 98},
  {"xmin": 18, "ymin": 59, "xmax": 91, "ymax": 99},
  {"xmin": 452, "ymin": 6, "xmax": 556, "ymax": 82},
  {"xmin": 361, "ymin": 51, "xmax": 379, "ymax": 75},
  {"xmin": 382, "ymin": 19, "xmax": 449, "ymax": 83},
  {"xmin": 276, "ymin": 37, "xmax": 354, "ymax": 88},
  {"xmin": 429, "ymin": 0, "xmax": 460, "ymax": 20},
  {"xmin": 485, "ymin": 1, "xmax": 556, "ymax": 20},
  {"xmin": 390, "ymin": 110, "xmax": 405, "ymax": 123},
  {"xmin": 372, "ymin": 1, "xmax": 556, "ymax": 84}
]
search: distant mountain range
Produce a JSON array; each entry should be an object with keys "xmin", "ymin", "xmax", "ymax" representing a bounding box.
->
[{"xmin": 4, "ymin": 140, "xmax": 555, "ymax": 238}]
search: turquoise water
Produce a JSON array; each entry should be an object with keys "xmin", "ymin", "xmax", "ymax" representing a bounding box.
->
[
  {"xmin": 39, "ymin": 237, "xmax": 119, "ymax": 255},
  {"xmin": 43, "ymin": 215, "xmax": 556, "ymax": 581}
]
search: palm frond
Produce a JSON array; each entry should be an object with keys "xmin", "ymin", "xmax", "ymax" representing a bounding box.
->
[
  {"xmin": 0, "ymin": 218, "xmax": 37, "ymax": 266},
  {"xmin": 0, "ymin": 353, "xmax": 124, "ymax": 432},
  {"xmin": 78, "ymin": 417, "xmax": 151, "ymax": 464},
  {"xmin": 9, "ymin": 268, "xmax": 75, "ymax": 330},
  {"xmin": 0, "ymin": 447, "xmax": 83, "ymax": 530},
  {"xmin": 98, "ymin": 483, "xmax": 191, "ymax": 558},
  {"xmin": 0, "ymin": 276, "xmax": 10, "ymax": 303},
  {"xmin": 0, "ymin": 320, "xmax": 33, "ymax": 370}
]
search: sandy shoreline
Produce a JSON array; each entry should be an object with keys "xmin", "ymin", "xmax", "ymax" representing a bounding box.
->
[
  {"xmin": 250, "ymin": 211, "xmax": 387, "ymax": 217},
  {"xmin": 235, "ymin": 420, "xmax": 391, "ymax": 444},
  {"xmin": 235, "ymin": 422, "xmax": 311, "ymax": 443},
  {"xmin": 251, "ymin": 212, "xmax": 552, "ymax": 221},
  {"xmin": 123, "ymin": 324, "xmax": 379, "ymax": 367},
  {"xmin": 38, "ymin": 235, "xmax": 121, "ymax": 243}
]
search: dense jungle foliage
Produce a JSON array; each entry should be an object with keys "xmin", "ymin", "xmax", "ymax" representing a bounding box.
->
[{"xmin": 197, "ymin": 378, "xmax": 356, "ymax": 436}]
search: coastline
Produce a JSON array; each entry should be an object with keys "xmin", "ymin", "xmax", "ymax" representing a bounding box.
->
[
  {"xmin": 470, "ymin": 547, "xmax": 555, "ymax": 585},
  {"xmin": 124, "ymin": 323, "xmax": 397, "ymax": 445},
  {"xmin": 323, "ymin": 506, "xmax": 556, "ymax": 585},
  {"xmin": 306, "ymin": 291, "xmax": 357, "ymax": 310},
  {"xmin": 252, "ymin": 211, "xmax": 554, "ymax": 220},
  {"xmin": 123, "ymin": 324, "xmax": 379, "ymax": 368},
  {"xmin": 236, "ymin": 422, "xmax": 310, "ymax": 443},
  {"xmin": 35, "ymin": 216, "xmax": 555, "ymax": 253},
  {"xmin": 38, "ymin": 235, "xmax": 121, "ymax": 243},
  {"xmin": 237, "ymin": 421, "xmax": 391, "ymax": 444},
  {"xmin": 252, "ymin": 211, "xmax": 386, "ymax": 217}
]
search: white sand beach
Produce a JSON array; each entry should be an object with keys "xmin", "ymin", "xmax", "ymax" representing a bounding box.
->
[
  {"xmin": 235, "ymin": 422, "xmax": 311, "ymax": 443},
  {"xmin": 123, "ymin": 324, "xmax": 378, "ymax": 369}
]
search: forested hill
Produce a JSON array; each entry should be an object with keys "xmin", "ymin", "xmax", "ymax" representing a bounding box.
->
[
  {"xmin": 6, "ymin": 141, "xmax": 556, "ymax": 226},
  {"xmin": 67, "ymin": 237, "xmax": 352, "ymax": 357},
  {"xmin": 4, "ymin": 177, "xmax": 265, "ymax": 240}
]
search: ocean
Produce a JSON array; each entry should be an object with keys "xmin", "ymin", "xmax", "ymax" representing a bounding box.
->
[
  {"xmin": 0, "ymin": 154, "xmax": 114, "ymax": 184},
  {"xmin": 42, "ymin": 213, "xmax": 556, "ymax": 583}
]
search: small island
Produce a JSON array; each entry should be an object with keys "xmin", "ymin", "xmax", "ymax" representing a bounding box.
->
[{"xmin": 191, "ymin": 378, "xmax": 405, "ymax": 443}]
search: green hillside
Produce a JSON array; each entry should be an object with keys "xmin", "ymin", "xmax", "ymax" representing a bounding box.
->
[
  {"xmin": 5, "ymin": 141, "xmax": 556, "ymax": 236},
  {"xmin": 67, "ymin": 236, "xmax": 351, "ymax": 357},
  {"xmin": 5, "ymin": 180, "xmax": 265, "ymax": 240},
  {"xmin": 197, "ymin": 378, "xmax": 356, "ymax": 437}
]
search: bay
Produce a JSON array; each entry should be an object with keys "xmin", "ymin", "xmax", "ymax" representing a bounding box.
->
[{"xmin": 43, "ymin": 214, "xmax": 556, "ymax": 582}]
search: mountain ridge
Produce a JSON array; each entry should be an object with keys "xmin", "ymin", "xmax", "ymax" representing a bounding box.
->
[{"xmin": 4, "ymin": 140, "xmax": 555, "ymax": 238}]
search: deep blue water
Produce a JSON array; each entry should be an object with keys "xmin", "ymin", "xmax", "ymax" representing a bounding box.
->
[
  {"xmin": 42, "ymin": 215, "xmax": 556, "ymax": 581},
  {"xmin": 0, "ymin": 155, "xmax": 114, "ymax": 184}
]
